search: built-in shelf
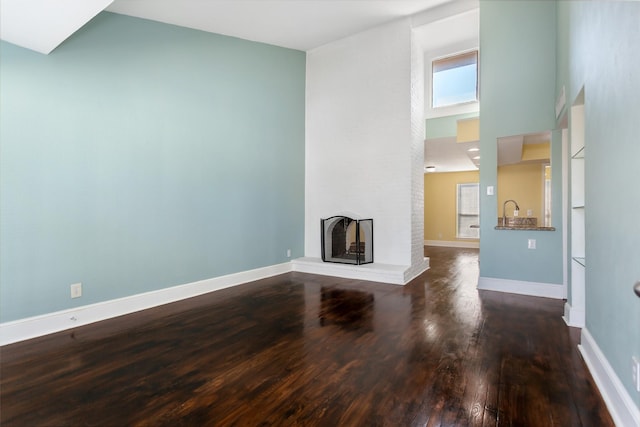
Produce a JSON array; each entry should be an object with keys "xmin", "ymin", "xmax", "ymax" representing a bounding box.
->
[
  {"xmin": 571, "ymin": 146, "xmax": 585, "ymax": 159},
  {"xmin": 567, "ymin": 97, "xmax": 586, "ymax": 328},
  {"xmin": 572, "ymin": 257, "xmax": 586, "ymax": 267}
]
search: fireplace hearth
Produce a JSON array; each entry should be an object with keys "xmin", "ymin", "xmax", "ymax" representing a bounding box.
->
[{"xmin": 321, "ymin": 216, "xmax": 373, "ymax": 265}]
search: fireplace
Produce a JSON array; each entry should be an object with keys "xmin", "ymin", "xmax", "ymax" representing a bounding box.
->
[{"xmin": 321, "ymin": 216, "xmax": 373, "ymax": 265}]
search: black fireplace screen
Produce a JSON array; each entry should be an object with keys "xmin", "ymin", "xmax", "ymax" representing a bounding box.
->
[{"xmin": 321, "ymin": 216, "xmax": 373, "ymax": 265}]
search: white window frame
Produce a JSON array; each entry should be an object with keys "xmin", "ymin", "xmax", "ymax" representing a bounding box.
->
[
  {"xmin": 456, "ymin": 183, "xmax": 480, "ymax": 239},
  {"xmin": 432, "ymin": 50, "xmax": 479, "ymax": 109},
  {"xmin": 425, "ymin": 43, "xmax": 480, "ymax": 119}
]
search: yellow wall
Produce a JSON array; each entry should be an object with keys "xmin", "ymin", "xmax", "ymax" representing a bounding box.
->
[
  {"xmin": 521, "ymin": 141, "xmax": 550, "ymax": 161},
  {"xmin": 497, "ymin": 163, "xmax": 546, "ymax": 219},
  {"xmin": 456, "ymin": 117, "xmax": 480, "ymax": 143},
  {"xmin": 424, "ymin": 170, "xmax": 480, "ymax": 242}
]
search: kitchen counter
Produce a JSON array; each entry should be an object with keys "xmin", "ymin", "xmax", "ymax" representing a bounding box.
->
[{"xmin": 495, "ymin": 225, "xmax": 556, "ymax": 231}]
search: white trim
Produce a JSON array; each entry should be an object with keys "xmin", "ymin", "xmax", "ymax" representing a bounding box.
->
[
  {"xmin": 291, "ymin": 257, "xmax": 428, "ymax": 285},
  {"xmin": 561, "ymin": 128, "xmax": 569, "ymax": 305},
  {"xmin": 579, "ymin": 328, "xmax": 640, "ymax": 427},
  {"xmin": 562, "ymin": 301, "xmax": 585, "ymax": 328},
  {"xmin": 425, "ymin": 239, "xmax": 479, "ymax": 248},
  {"xmin": 0, "ymin": 263, "xmax": 292, "ymax": 346},
  {"xmin": 404, "ymin": 257, "xmax": 431, "ymax": 283},
  {"xmin": 477, "ymin": 276, "xmax": 564, "ymax": 299}
]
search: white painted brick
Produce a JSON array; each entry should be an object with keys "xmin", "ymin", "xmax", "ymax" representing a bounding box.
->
[{"xmin": 305, "ymin": 18, "xmax": 426, "ymax": 273}]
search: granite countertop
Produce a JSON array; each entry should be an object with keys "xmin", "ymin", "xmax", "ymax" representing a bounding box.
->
[
  {"xmin": 495, "ymin": 216, "xmax": 555, "ymax": 231},
  {"xmin": 494, "ymin": 225, "xmax": 556, "ymax": 231}
]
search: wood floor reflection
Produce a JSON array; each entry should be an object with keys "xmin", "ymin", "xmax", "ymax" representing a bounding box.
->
[{"xmin": 0, "ymin": 247, "xmax": 614, "ymax": 426}]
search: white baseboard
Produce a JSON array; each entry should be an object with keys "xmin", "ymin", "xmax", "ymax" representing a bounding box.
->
[
  {"xmin": 0, "ymin": 262, "xmax": 292, "ymax": 346},
  {"xmin": 291, "ymin": 257, "xmax": 424, "ymax": 285},
  {"xmin": 424, "ymin": 240, "xmax": 479, "ymax": 249},
  {"xmin": 562, "ymin": 301, "xmax": 585, "ymax": 328},
  {"xmin": 477, "ymin": 276, "xmax": 565, "ymax": 299},
  {"xmin": 579, "ymin": 328, "xmax": 640, "ymax": 427},
  {"xmin": 404, "ymin": 257, "xmax": 430, "ymax": 283}
]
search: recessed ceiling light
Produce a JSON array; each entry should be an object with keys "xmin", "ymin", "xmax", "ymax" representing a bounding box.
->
[
  {"xmin": 425, "ymin": 166, "xmax": 436, "ymax": 173},
  {"xmin": 468, "ymin": 148, "xmax": 479, "ymax": 152}
]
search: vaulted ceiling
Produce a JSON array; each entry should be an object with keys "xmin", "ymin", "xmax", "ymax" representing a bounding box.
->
[
  {"xmin": 0, "ymin": 0, "xmax": 473, "ymax": 54},
  {"xmin": 0, "ymin": 0, "xmax": 114, "ymax": 54}
]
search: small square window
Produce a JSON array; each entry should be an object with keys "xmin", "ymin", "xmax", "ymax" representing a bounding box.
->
[{"xmin": 432, "ymin": 50, "xmax": 478, "ymax": 108}]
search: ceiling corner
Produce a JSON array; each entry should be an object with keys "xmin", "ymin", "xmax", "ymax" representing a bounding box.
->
[{"xmin": 0, "ymin": 0, "xmax": 114, "ymax": 54}]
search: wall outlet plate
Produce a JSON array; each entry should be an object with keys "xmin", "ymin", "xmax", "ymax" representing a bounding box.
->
[
  {"xmin": 528, "ymin": 239, "xmax": 536, "ymax": 249},
  {"xmin": 70, "ymin": 283, "xmax": 82, "ymax": 299}
]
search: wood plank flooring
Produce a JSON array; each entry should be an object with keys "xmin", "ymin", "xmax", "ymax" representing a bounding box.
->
[{"xmin": 0, "ymin": 247, "xmax": 614, "ymax": 426}]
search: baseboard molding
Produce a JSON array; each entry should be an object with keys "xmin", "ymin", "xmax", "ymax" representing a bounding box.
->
[
  {"xmin": 404, "ymin": 257, "xmax": 430, "ymax": 283},
  {"xmin": 424, "ymin": 240, "xmax": 479, "ymax": 249},
  {"xmin": 0, "ymin": 262, "xmax": 292, "ymax": 346},
  {"xmin": 291, "ymin": 257, "xmax": 422, "ymax": 285},
  {"xmin": 579, "ymin": 328, "xmax": 640, "ymax": 427},
  {"xmin": 562, "ymin": 301, "xmax": 585, "ymax": 328},
  {"xmin": 477, "ymin": 276, "xmax": 564, "ymax": 299}
]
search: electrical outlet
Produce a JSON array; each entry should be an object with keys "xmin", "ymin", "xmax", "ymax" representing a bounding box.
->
[
  {"xmin": 528, "ymin": 239, "xmax": 536, "ymax": 249},
  {"xmin": 286, "ymin": 249, "xmax": 291, "ymax": 258},
  {"xmin": 633, "ymin": 356, "xmax": 640, "ymax": 392},
  {"xmin": 70, "ymin": 283, "xmax": 82, "ymax": 299}
]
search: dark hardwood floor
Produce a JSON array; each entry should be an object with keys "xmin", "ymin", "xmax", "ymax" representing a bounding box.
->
[{"xmin": 0, "ymin": 247, "xmax": 614, "ymax": 426}]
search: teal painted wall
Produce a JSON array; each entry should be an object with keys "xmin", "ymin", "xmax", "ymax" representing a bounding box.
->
[
  {"xmin": 555, "ymin": 1, "xmax": 570, "ymax": 122},
  {"xmin": 557, "ymin": 1, "xmax": 640, "ymax": 408},
  {"xmin": 0, "ymin": 13, "xmax": 306, "ymax": 322},
  {"xmin": 425, "ymin": 112, "xmax": 479, "ymax": 139},
  {"xmin": 479, "ymin": 1, "xmax": 562, "ymax": 285}
]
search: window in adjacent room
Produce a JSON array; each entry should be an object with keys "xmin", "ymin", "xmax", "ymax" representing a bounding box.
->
[
  {"xmin": 432, "ymin": 50, "xmax": 478, "ymax": 108},
  {"xmin": 457, "ymin": 183, "xmax": 479, "ymax": 239}
]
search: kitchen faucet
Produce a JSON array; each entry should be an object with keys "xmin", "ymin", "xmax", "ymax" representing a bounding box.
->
[{"xmin": 502, "ymin": 199, "xmax": 520, "ymax": 226}]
